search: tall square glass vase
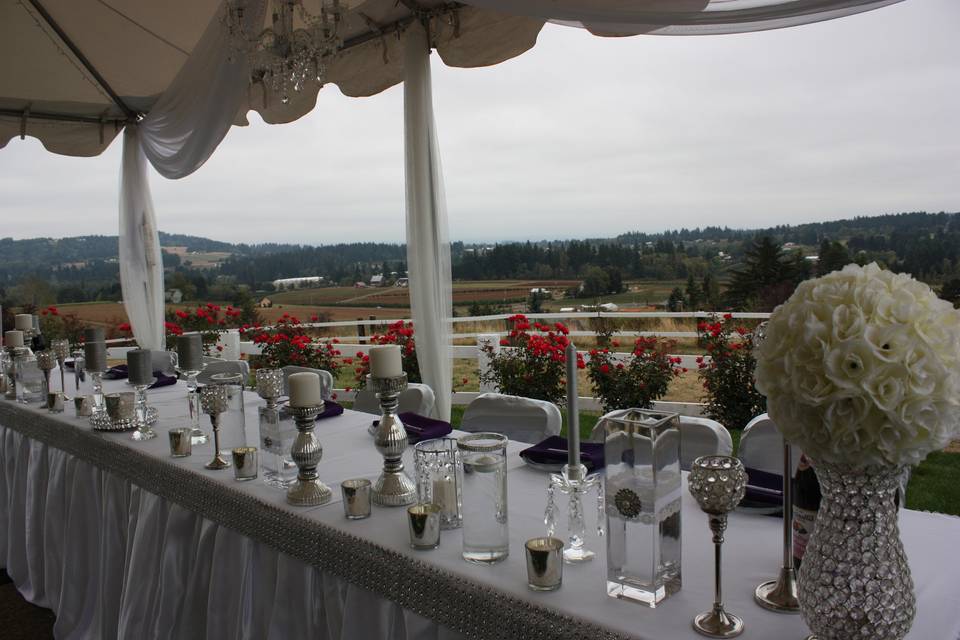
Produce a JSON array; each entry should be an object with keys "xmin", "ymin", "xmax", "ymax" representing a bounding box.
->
[{"xmin": 604, "ymin": 410, "xmax": 682, "ymax": 607}]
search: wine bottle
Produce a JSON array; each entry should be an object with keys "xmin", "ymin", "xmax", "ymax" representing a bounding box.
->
[{"xmin": 792, "ymin": 453, "xmax": 821, "ymax": 570}]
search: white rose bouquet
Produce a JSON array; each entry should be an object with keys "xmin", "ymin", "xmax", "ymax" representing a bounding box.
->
[{"xmin": 755, "ymin": 263, "xmax": 960, "ymax": 467}]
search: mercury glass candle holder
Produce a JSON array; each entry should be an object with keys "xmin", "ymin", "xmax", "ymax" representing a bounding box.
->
[
  {"xmin": 367, "ymin": 373, "xmax": 416, "ymax": 507},
  {"xmin": 286, "ymin": 403, "xmax": 333, "ymax": 506},
  {"xmin": 688, "ymin": 455, "xmax": 748, "ymax": 638}
]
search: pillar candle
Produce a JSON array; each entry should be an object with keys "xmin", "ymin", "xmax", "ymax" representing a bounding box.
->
[
  {"xmin": 127, "ymin": 349, "xmax": 153, "ymax": 386},
  {"xmin": 177, "ymin": 333, "xmax": 204, "ymax": 372},
  {"xmin": 565, "ymin": 342, "xmax": 580, "ymax": 468},
  {"xmin": 4, "ymin": 330, "xmax": 24, "ymax": 348},
  {"xmin": 369, "ymin": 345, "xmax": 402, "ymax": 378},
  {"xmin": 84, "ymin": 340, "xmax": 107, "ymax": 373},
  {"xmin": 15, "ymin": 314, "xmax": 32, "ymax": 331},
  {"xmin": 432, "ymin": 477, "xmax": 458, "ymax": 517},
  {"xmin": 288, "ymin": 372, "xmax": 323, "ymax": 408},
  {"xmin": 84, "ymin": 327, "xmax": 105, "ymax": 344}
]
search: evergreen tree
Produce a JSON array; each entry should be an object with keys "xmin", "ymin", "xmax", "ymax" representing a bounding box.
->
[
  {"xmin": 818, "ymin": 240, "xmax": 851, "ymax": 275},
  {"xmin": 667, "ymin": 287, "xmax": 685, "ymax": 312},
  {"xmin": 685, "ymin": 274, "xmax": 703, "ymax": 310},
  {"xmin": 940, "ymin": 279, "xmax": 960, "ymax": 307},
  {"xmin": 724, "ymin": 236, "xmax": 795, "ymax": 311}
]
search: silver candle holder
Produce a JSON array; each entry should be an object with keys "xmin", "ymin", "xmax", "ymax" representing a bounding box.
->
[
  {"xmin": 367, "ymin": 373, "xmax": 417, "ymax": 507},
  {"xmin": 36, "ymin": 350, "xmax": 57, "ymax": 408},
  {"xmin": 286, "ymin": 403, "xmax": 332, "ymax": 507},
  {"xmin": 51, "ymin": 339, "xmax": 70, "ymax": 397},
  {"xmin": 200, "ymin": 385, "xmax": 231, "ymax": 470},
  {"xmin": 754, "ymin": 441, "xmax": 801, "ymax": 613},
  {"xmin": 689, "ymin": 456, "xmax": 748, "ymax": 639}
]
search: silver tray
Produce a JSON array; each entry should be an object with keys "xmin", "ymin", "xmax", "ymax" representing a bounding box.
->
[{"xmin": 91, "ymin": 406, "xmax": 160, "ymax": 432}]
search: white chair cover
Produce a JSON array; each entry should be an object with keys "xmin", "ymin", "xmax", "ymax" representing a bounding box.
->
[
  {"xmin": 738, "ymin": 413, "xmax": 801, "ymax": 476},
  {"xmin": 281, "ymin": 366, "xmax": 334, "ymax": 401},
  {"xmin": 196, "ymin": 360, "xmax": 249, "ymax": 386},
  {"xmin": 151, "ymin": 351, "xmax": 178, "ymax": 376},
  {"xmin": 678, "ymin": 416, "xmax": 734, "ymax": 471},
  {"xmin": 459, "ymin": 393, "xmax": 561, "ymax": 444},
  {"xmin": 352, "ymin": 384, "xmax": 436, "ymax": 417}
]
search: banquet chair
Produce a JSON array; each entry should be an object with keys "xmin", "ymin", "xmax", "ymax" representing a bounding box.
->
[
  {"xmin": 738, "ymin": 414, "xmax": 801, "ymax": 476},
  {"xmin": 459, "ymin": 393, "xmax": 561, "ymax": 444},
  {"xmin": 352, "ymin": 383, "xmax": 436, "ymax": 416},
  {"xmin": 282, "ymin": 366, "xmax": 334, "ymax": 400},
  {"xmin": 587, "ymin": 411, "xmax": 731, "ymax": 470},
  {"xmin": 197, "ymin": 360, "xmax": 249, "ymax": 385},
  {"xmin": 151, "ymin": 350, "xmax": 178, "ymax": 375}
]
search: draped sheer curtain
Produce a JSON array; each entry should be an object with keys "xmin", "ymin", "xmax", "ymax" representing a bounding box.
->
[{"xmin": 403, "ymin": 24, "xmax": 454, "ymax": 421}]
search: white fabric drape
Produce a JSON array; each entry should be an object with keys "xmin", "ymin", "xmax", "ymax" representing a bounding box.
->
[
  {"xmin": 119, "ymin": 128, "xmax": 166, "ymax": 351},
  {"xmin": 403, "ymin": 24, "xmax": 454, "ymax": 422},
  {"xmin": 460, "ymin": 0, "xmax": 905, "ymax": 35}
]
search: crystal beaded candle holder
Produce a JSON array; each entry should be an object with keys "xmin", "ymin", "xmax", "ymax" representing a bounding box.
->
[
  {"xmin": 414, "ymin": 438, "xmax": 463, "ymax": 530},
  {"xmin": 256, "ymin": 368, "xmax": 297, "ymax": 488}
]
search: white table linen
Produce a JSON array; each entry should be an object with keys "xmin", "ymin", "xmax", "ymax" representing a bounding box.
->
[{"xmin": 1, "ymin": 376, "xmax": 959, "ymax": 640}]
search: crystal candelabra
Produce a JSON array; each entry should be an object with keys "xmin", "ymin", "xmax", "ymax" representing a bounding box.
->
[
  {"xmin": 367, "ymin": 374, "xmax": 416, "ymax": 507},
  {"xmin": 177, "ymin": 366, "xmax": 209, "ymax": 445},
  {"xmin": 688, "ymin": 456, "xmax": 748, "ymax": 638},
  {"xmin": 545, "ymin": 463, "xmax": 604, "ymax": 563},
  {"xmin": 286, "ymin": 403, "xmax": 332, "ymax": 506},
  {"xmin": 3, "ymin": 347, "xmax": 17, "ymax": 400},
  {"xmin": 200, "ymin": 385, "xmax": 231, "ymax": 470},
  {"xmin": 131, "ymin": 383, "xmax": 156, "ymax": 441}
]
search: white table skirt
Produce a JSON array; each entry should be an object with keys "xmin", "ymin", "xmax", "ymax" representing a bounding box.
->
[{"xmin": 2, "ymin": 379, "xmax": 960, "ymax": 640}]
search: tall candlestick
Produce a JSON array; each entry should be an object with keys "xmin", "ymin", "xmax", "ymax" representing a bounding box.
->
[
  {"xmin": 288, "ymin": 371, "xmax": 323, "ymax": 407},
  {"xmin": 369, "ymin": 345, "xmax": 402, "ymax": 378},
  {"xmin": 565, "ymin": 342, "xmax": 580, "ymax": 468}
]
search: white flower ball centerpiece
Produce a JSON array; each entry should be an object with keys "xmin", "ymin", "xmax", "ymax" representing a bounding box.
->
[{"xmin": 755, "ymin": 263, "xmax": 960, "ymax": 640}]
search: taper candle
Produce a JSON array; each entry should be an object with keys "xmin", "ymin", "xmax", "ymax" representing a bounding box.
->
[
  {"xmin": 288, "ymin": 372, "xmax": 323, "ymax": 408},
  {"xmin": 369, "ymin": 345, "xmax": 402, "ymax": 378},
  {"xmin": 565, "ymin": 342, "xmax": 580, "ymax": 468}
]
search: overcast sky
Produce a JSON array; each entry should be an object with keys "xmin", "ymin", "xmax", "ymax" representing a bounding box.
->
[{"xmin": 1, "ymin": 0, "xmax": 958, "ymax": 245}]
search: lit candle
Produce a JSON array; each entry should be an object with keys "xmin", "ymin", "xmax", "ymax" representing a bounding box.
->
[
  {"xmin": 15, "ymin": 314, "xmax": 32, "ymax": 332},
  {"xmin": 369, "ymin": 345, "xmax": 402, "ymax": 378},
  {"xmin": 565, "ymin": 342, "xmax": 580, "ymax": 469},
  {"xmin": 288, "ymin": 371, "xmax": 323, "ymax": 408},
  {"xmin": 5, "ymin": 330, "xmax": 24, "ymax": 348}
]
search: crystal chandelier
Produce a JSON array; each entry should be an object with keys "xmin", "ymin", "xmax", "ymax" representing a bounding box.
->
[{"xmin": 224, "ymin": 0, "xmax": 347, "ymax": 103}]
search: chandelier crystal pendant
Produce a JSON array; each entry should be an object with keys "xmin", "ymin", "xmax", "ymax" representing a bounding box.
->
[{"xmin": 224, "ymin": 0, "xmax": 347, "ymax": 104}]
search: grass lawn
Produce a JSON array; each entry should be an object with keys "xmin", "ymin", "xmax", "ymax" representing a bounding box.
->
[{"xmin": 443, "ymin": 407, "xmax": 958, "ymax": 516}]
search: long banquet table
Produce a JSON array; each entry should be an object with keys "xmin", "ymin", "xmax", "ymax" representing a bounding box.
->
[{"xmin": 1, "ymin": 374, "xmax": 959, "ymax": 640}]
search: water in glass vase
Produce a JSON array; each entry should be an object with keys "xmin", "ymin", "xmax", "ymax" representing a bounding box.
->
[
  {"xmin": 603, "ymin": 410, "xmax": 682, "ymax": 607},
  {"xmin": 459, "ymin": 433, "xmax": 509, "ymax": 563}
]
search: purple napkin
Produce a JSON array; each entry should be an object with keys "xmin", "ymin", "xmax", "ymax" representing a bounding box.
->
[
  {"xmin": 372, "ymin": 413, "xmax": 452, "ymax": 443},
  {"xmin": 519, "ymin": 436, "xmax": 605, "ymax": 471},
  {"xmin": 100, "ymin": 365, "xmax": 177, "ymax": 389},
  {"xmin": 317, "ymin": 401, "xmax": 344, "ymax": 420},
  {"xmin": 741, "ymin": 467, "xmax": 784, "ymax": 511}
]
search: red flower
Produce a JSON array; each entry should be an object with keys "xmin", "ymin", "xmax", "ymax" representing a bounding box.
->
[
  {"xmin": 117, "ymin": 322, "xmax": 132, "ymax": 332},
  {"xmin": 599, "ymin": 364, "xmax": 610, "ymax": 374},
  {"xmin": 462, "ymin": 377, "xmax": 469, "ymax": 385},
  {"xmin": 175, "ymin": 310, "xmax": 189, "ymax": 320},
  {"xmin": 723, "ymin": 313, "xmax": 733, "ymax": 320},
  {"xmin": 612, "ymin": 340, "xmax": 620, "ymax": 348},
  {"xmin": 499, "ymin": 339, "xmax": 509, "ymax": 346},
  {"xmin": 345, "ymin": 387, "xmax": 352, "ymax": 393},
  {"xmin": 216, "ymin": 345, "xmax": 224, "ymax": 352}
]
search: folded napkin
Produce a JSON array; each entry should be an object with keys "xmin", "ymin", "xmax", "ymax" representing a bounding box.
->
[
  {"xmin": 519, "ymin": 436, "xmax": 605, "ymax": 472},
  {"xmin": 317, "ymin": 401, "xmax": 344, "ymax": 420},
  {"xmin": 101, "ymin": 365, "xmax": 177, "ymax": 389},
  {"xmin": 371, "ymin": 413, "xmax": 452, "ymax": 444},
  {"xmin": 740, "ymin": 467, "xmax": 784, "ymax": 511}
]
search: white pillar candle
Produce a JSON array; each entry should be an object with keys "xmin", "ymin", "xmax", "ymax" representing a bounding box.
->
[
  {"xmin": 288, "ymin": 372, "xmax": 323, "ymax": 408},
  {"xmin": 432, "ymin": 477, "xmax": 457, "ymax": 516},
  {"xmin": 5, "ymin": 330, "xmax": 24, "ymax": 348},
  {"xmin": 369, "ymin": 345, "xmax": 402, "ymax": 378},
  {"xmin": 15, "ymin": 314, "xmax": 32, "ymax": 331}
]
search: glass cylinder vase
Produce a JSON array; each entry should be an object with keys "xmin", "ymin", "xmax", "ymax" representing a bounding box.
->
[
  {"xmin": 209, "ymin": 373, "xmax": 248, "ymax": 454},
  {"xmin": 458, "ymin": 433, "xmax": 509, "ymax": 564},
  {"xmin": 603, "ymin": 409, "xmax": 682, "ymax": 607},
  {"xmin": 414, "ymin": 437, "xmax": 463, "ymax": 530},
  {"xmin": 798, "ymin": 462, "xmax": 915, "ymax": 640}
]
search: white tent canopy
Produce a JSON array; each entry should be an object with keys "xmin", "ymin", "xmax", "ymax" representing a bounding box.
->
[{"xmin": 0, "ymin": 0, "xmax": 903, "ymax": 419}]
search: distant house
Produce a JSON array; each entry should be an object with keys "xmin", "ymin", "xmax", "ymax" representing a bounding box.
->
[
  {"xmin": 395, "ymin": 277, "xmax": 409, "ymax": 288},
  {"xmin": 370, "ymin": 274, "xmax": 385, "ymax": 287},
  {"xmin": 354, "ymin": 282, "xmax": 367, "ymax": 288},
  {"xmin": 599, "ymin": 302, "xmax": 620, "ymax": 312},
  {"xmin": 164, "ymin": 289, "xmax": 183, "ymax": 304},
  {"xmin": 559, "ymin": 307, "xmax": 575, "ymax": 313},
  {"xmin": 530, "ymin": 287, "xmax": 550, "ymax": 296},
  {"xmin": 259, "ymin": 297, "xmax": 272, "ymax": 308}
]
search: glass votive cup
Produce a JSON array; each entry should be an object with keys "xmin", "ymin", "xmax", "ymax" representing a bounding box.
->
[
  {"xmin": 74, "ymin": 394, "xmax": 93, "ymax": 417},
  {"xmin": 525, "ymin": 537, "xmax": 564, "ymax": 591},
  {"xmin": 232, "ymin": 447, "xmax": 258, "ymax": 481},
  {"xmin": 47, "ymin": 392, "xmax": 65, "ymax": 413},
  {"xmin": 168, "ymin": 428, "xmax": 192, "ymax": 457},
  {"xmin": 408, "ymin": 504, "xmax": 442, "ymax": 550},
  {"xmin": 341, "ymin": 478, "xmax": 372, "ymax": 520}
]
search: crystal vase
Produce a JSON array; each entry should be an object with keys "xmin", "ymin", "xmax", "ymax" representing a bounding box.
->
[{"xmin": 798, "ymin": 463, "xmax": 915, "ymax": 640}]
